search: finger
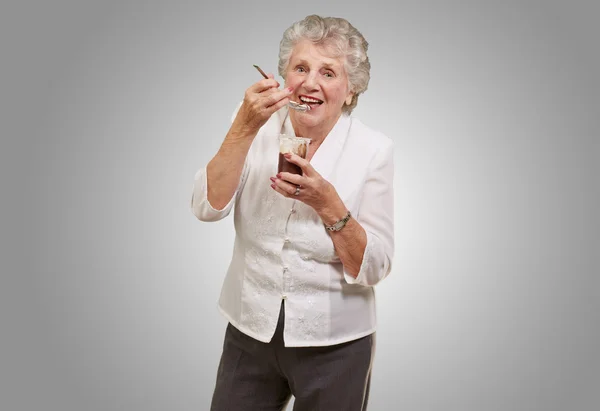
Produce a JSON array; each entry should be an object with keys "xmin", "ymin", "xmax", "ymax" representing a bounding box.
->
[
  {"xmin": 266, "ymin": 87, "xmax": 294, "ymax": 108},
  {"xmin": 283, "ymin": 153, "xmax": 316, "ymax": 176},
  {"xmin": 271, "ymin": 182, "xmax": 292, "ymax": 198},
  {"xmin": 270, "ymin": 177, "xmax": 297, "ymax": 196},
  {"xmin": 276, "ymin": 172, "xmax": 304, "ymax": 186},
  {"xmin": 250, "ymin": 78, "xmax": 280, "ymax": 93},
  {"xmin": 266, "ymin": 95, "xmax": 291, "ymax": 112}
]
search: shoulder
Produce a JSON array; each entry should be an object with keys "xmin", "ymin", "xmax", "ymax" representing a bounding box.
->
[{"xmin": 346, "ymin": 116, "xmax": 394, "ymax": 159}]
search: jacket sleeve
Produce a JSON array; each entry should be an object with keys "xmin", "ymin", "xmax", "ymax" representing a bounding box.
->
[
  {"xmin": 190, "ymin": 103, "xmax": 247, "ymax": 222},
  {"xmin": 190, "ymin": 159, "xmax": 249, "ymax": 222},
  {"xmin": 343, "ymin": 139, "xmax": 395, "ymax": 286}
]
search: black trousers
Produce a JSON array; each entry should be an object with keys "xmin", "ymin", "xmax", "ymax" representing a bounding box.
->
[{"xmin": 210, "ymin": 302, "xmax": 375, "ymax": 411}]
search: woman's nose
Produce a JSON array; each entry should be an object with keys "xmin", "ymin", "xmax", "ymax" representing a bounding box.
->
[{"xmin": 303, "ymin": 72, "xmax": 319, "ymax": 90}]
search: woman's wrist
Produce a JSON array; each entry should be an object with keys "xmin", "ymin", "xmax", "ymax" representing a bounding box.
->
[{"xmin": 317, "ymin": 195, "xmax": 348, "ymax": 227}]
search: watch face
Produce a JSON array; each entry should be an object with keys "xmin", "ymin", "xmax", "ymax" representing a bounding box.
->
[{"xmin": 325, "ymin": 211, "xmax": 351, "ymax": 231}]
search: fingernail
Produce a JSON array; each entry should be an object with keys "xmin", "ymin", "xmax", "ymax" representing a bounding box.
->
[
  {"xmin": 276, "ymin": 173, "xmax": 281, "ymax": 179},
  {"xmin": 270, "ymin": 177, "xmax": 276, "ymax": 182},
  {"xmin": 287, "ymin": 87, "xmax": 294, "ymax": 93},
  {"xmin": 284, "ymin": 153, "xmax": 291, "ymax": 158},
  {"xmin": 270, "ymin": 184, "xmax": 276, "ymax": 189}
]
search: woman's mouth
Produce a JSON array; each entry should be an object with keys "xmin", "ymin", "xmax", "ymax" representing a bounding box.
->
[{"xmin": 299, "ymin": 96, "xmax": 323, "ymax": 108}]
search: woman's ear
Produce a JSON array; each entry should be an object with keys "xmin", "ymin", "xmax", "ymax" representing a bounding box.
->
[{"xmin": 345, "ymin": 91, "xmax": 354, "ymax": 106}]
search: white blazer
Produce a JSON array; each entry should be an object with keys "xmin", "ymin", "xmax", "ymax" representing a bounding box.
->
[{"xmin": 191, "ymin": 105, "xmax": 395, "ymax": 347}]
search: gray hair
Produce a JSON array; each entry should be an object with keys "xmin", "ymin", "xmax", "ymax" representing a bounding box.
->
[{"xmin": 278, "ymin": 15, "xmax": 370, "ymax": 114}]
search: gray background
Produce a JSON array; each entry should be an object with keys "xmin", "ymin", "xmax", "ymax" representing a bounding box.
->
[{"xmin": 2, "ymin": 0, "xmax": 598, "ymax": 410}]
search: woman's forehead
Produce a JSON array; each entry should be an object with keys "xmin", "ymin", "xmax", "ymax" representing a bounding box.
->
[{"xmin": 290, "ymin": 40, "xmax": 346, "ymax": 67}]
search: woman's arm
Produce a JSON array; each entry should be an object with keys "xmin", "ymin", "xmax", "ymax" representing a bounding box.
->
[
  {"xmin": 205, "ymin": 126, "xmax": 255, "ymax": 211},
  {"xmin": 207, "ymin": 78, "xmax": 292, "ymax": 209},
  {"xmin": 317, "ymin": 196, "xmax": 367, "ymax": 278},
  {"xmin": 192, "ymin": 76, "xmax": 293, "ymax": 218}
]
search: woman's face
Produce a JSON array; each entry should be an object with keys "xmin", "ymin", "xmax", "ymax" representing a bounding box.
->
[{"xmin": 284, "ymin": 39, "xmax": 354, "ymax": 132}]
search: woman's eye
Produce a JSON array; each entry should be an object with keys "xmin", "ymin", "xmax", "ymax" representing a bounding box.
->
[
  {"xmin": 296, "ymin": 67, "xmax": 305, "ymax": 72},
  {"xmin": 324, "ymin": 72, "xmax": 333, "ymax": 78}
]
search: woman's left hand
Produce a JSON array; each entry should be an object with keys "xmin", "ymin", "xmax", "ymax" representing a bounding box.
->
[{"xmin": 270, "ymin": 153, "xmax": 341, "ymax": 214}]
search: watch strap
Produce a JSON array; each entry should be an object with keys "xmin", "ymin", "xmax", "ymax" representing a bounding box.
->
[{"xmin": 324, "ymin": 211, "xmax": 352, "ymax": 232}]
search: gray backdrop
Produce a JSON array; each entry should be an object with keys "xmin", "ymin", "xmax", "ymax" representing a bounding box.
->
[{"xmin": 2, "ymin": 0, "xmax": 598, "ymax": 410}]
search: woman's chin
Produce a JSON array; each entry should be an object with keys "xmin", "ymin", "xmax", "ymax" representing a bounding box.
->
[{"xmin": 295, "ymin": 115, "xmax": 320, "ymax": 128}]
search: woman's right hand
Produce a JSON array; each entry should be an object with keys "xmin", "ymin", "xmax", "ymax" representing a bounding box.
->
[{"xmin": 232, "ymin": 74, "xmax": 293, "ymax": 134}]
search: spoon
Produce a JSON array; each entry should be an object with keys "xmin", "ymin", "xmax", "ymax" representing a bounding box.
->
[{"xmin": 253, "ymin": 65, "xmax": 311, "ymax": 112}]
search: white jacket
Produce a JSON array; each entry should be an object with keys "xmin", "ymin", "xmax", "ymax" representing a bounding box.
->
[{"xmin": 191, "ymin": 105, "xmax": 395, "ymax": 347}]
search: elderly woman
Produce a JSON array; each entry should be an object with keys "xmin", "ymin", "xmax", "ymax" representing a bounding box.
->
[{"xmin": 191, "ymin": 14, "xmax": 394, "ymax": 411}]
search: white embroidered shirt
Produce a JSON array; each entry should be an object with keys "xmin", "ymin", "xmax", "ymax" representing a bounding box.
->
[{"xmin": 191, "ymin": 105, "xmax": 394, "ymax": 347}]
